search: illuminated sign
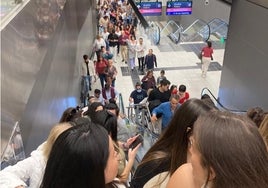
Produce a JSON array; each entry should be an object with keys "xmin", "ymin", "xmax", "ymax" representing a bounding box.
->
[
  {"xmin": 166, "ymin": 1, "xmax": 192, "ymax": 15},
  {"xmin": 136, "ymin": 2, "xmax": 162, "ymax": 16}
]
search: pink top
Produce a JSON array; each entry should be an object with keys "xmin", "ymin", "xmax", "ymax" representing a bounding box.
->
[{"xmin": 202, "ymin": 46, "xmax": 213, "ymax": 57}]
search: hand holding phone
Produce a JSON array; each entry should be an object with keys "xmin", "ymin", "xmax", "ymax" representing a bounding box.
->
[{"xmin": 129, "ymin": 135, "xmax": 143, "ymax": 149}]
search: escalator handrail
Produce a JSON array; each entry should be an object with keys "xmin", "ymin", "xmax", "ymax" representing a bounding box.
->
[
  {"xmin": 207, "ymin": 18, "xmax": 229, "ymax": 32},
  {"xmin": 201, "ymin": 87, "xmax": 247, "ymax": 113},
  {"xmin": 128, "ymin": 0, "xmax": 149, "ymax": 29},
  {"xmin": 182, "ymin": 19, "xmax": 211, "ymax": 42},
  {"xmin": 149, "ymin": 21, "xmax": 161, "ymax": 45},
  {"xmin": 89, "ymin": 48, "xmax": 95, "ymax": 60},
  {"xmin": 160, "ymin": 20, "xmax": 182, "ymax": 44},
  {"xmin": 182, "ymin": 19, "xmax": 208, "ymax": 34},
  {"xmin": 207, "ymin": 18, "xmax": 229, "ymax": 27},
  {"xmin": 160, "ymin": 20, "xmax": 183, "ymax": 34}
]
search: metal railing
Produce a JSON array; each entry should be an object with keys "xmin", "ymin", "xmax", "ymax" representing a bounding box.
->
[
  {"xmin": 201, "ymin": 87, "xmax": 247, "ymax": 113},
  {"xmin": 126, "ymin": 101, "xmax": 160, "ymax": 137}
]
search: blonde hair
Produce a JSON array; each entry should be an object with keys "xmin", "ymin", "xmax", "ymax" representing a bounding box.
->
[
  {"xmin": 43, "ymin": 123, "xmax": 72, "ymax": 160},
  {"xmin": 259, "ymin": 114, "xmax": 268, "ymax": 149}
]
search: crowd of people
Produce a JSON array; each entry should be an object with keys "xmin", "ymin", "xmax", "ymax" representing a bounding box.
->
[
  {"xmin": 80, "ymin": 0, "xmax": 162, "ymax": 107},
  {"xmin": 1, "ymin": 0, "xmax": 268, "ymax": 188},
  {"xmin": 1, "ymin": 97, "xmax": 267, "ymax": 188},
  {"xmin": 82, "ymin": 1, "xmax": 267, "ymax": 187}
]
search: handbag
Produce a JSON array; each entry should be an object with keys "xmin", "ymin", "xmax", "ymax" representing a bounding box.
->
[{"xmin": 198, "ymin": 52, "xmax": 202, "ymax": 59}]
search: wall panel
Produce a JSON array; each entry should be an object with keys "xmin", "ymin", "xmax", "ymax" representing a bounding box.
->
[
  {"xmin": 1, "ymin": 0, "xmax": 97, "ymax": 155},
  {"xmin": 218, "ymin": 0, "xmax": 268, "ymax": 110}
]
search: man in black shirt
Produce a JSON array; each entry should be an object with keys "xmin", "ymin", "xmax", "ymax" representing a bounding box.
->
[{"xmin": 148, "ymin": 79, "xmax": 171, "ymax": 112}]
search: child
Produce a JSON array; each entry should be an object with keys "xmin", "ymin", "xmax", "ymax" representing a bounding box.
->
[{"xmin": 156, "ymin": 70, "xmax": 167, "ymax": 87}]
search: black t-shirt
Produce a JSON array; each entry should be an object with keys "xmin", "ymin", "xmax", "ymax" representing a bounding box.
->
[
  {"xmin": 148, "ymin": 88, "xmax": 171, "ymax": 103},
  {"xmin": 108, "ymin": 33, "xmax": 119, "ymax": 47},
  {"xmin": 130, "ymin": 89, "xmax": 148, "ymax": 104},
  {"xmin": 130, "ymin": 159, "xmax": 170, "ymax": 188}
]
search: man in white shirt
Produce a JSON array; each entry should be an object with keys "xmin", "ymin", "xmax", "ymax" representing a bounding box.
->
[
  {"xmin": 136, "ymin": 38, "xmax": 146, "ymax": 72},
  {"xmin": 81, "ymin": 54, "xmax": 96, "ymax": 106},
  {"xmin": 101, "ymin": 27, "xmax": 110, "ymax": 51}
]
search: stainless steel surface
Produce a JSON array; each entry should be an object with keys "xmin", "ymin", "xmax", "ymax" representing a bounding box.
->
[{"xmin": 1, "ymin": 0, "xmax": 97, "ymax": 155}]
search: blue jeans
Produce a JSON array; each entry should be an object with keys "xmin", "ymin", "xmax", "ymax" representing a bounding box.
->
[
  {"xmin": 99, "ymin": 73, "xmax": 106, "ymax": 88},
  {"xmin": 111, "ymin": 78, "xmax": 115, "ymax": 87},
  {"xmin": 81, "ymin": 76, "xmax": 91, "ymax": 106}
]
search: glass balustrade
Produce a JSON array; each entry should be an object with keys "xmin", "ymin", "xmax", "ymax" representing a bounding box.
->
[{"xmin": 1, "ymin": 122, "xmax": 26, "ymax": 170}]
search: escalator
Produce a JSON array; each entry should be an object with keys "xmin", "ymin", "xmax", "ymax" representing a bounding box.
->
[
  {"xmin": 159, "ymin": 19, "xmax": 210, "ymax": 44},
  {"xmin": 201, "ymin": 87, "xmax": 247, "ymax": 113},
  {"xmin": 208, "ymin": 18, "xmax": 228, "ymax": 41},
  {"xmin": 128, "ymin": 0, "xmax": 149, "ymax": 29},
  {"xmin": 160, "ymin": 18, "xmax": 228, "ymax": 44},
  {"xmin": 128, "ymin": 0, "xmax": 160, "ymax": 45},
  {"xmin": 160, "ymin": 20, "xmax": 183, "ymax": 44},
  {"xmin": 179, "ymin": 19, "xmax": 210, "ymax": 42}
]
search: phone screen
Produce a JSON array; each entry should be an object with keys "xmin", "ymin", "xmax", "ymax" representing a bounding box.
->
[{"xmin": 129, "ymin": 135, "xmax": 143, "ymax": 149}]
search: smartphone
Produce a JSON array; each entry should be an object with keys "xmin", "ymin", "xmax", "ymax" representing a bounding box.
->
[{"xmin": 129, "ymin": 135, "xmax": 143, "ymax": 149}]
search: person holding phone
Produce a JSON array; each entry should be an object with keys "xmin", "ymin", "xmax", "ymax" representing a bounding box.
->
[
  {"xmin": 130, "ymin": 99, "xmax": 213, "ymax": 188},
  {"xmin": 129, "ymin": 134, "xmax": 143, "ymax": 149},
  {"xmin": 88, "ymin": 106, "xmax": 141, "ymax": 184}
]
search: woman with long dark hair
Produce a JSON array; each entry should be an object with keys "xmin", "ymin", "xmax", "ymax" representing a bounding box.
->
[
  {"xmin": 168, "ymin": 111, "xmax": 268, "ymax": 188},
  {"xmin": 95, "ymin": 55, "xmax": 108, "ymax": 88},
  {"xmin": 89, "ymin": 106, "xmax": 141, "ymax": 184},
  {"xmin": 40, "ymin": 117, "xmax": 120, "ymax": 188},
  {"xmin": 130, "ymin": 99, "xmax": 213, "ymax": 188}
]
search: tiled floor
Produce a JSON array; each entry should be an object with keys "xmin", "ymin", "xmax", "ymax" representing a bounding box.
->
[{"xmin": 98, "ymin": 27, "xmax": 225, "ymax": 109}]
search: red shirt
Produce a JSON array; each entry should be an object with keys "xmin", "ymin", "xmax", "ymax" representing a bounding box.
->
[
  {"xmin": 124, "ymin": 29, "xmax": 130, "ymax": 37},
  {"xmin": 179, "ymin": 92, "xmax": 189, "ymax": 104},
  {"xmin": 171, "ymin": 89, "xmax": 177, "ymax": 95},
  {"xmin": 202, "ymin": 46, "xmax": 213, "ymax": 57},
  {"xmin": 95, "ymin": 59, "xmax": 108, "ymax": 74}
]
